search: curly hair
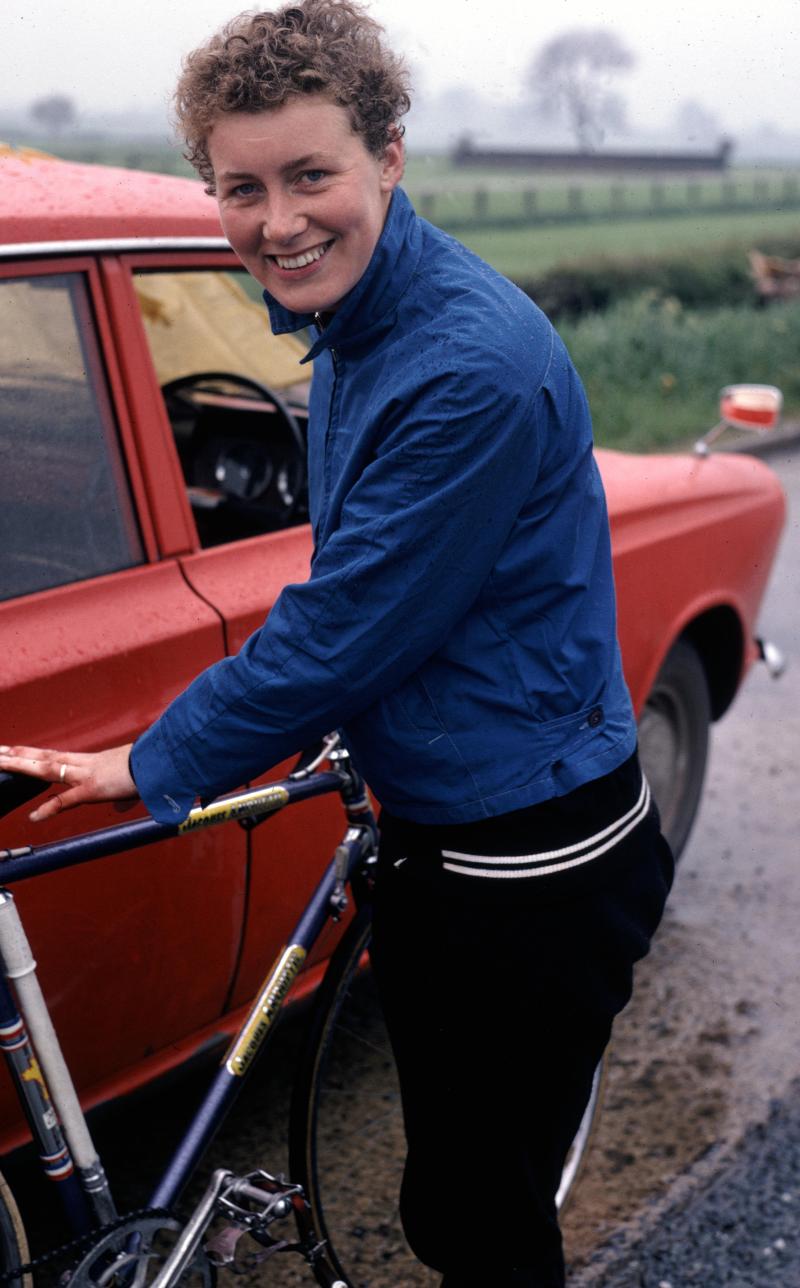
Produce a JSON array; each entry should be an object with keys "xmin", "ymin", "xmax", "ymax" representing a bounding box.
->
[{"xmin": 174, "ymin": 0, "xmax": 411, "ymax": 190}]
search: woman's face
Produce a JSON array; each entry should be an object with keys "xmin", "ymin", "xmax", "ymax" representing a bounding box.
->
[{"xmin": 209, "ymin": 95, "xmax": 404, "ymax": 314}]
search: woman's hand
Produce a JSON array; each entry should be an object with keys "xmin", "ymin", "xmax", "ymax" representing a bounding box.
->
[{"xmin": 0, "ymin": 743, "xmax": 138, "ymax": 822}]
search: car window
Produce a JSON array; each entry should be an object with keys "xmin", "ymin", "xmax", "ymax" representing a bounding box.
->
[
  {"xmin": 134, "ymin": 270, "xmax": 311, "ymax": 548},
  {"xmin": 0, "ymin": 273, "xmax": 144, "ymax": 601}
]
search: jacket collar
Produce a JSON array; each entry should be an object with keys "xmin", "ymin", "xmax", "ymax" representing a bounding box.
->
[{"xmin": 262, "ymin": 187, "xmax": 422, "ymax": 363}]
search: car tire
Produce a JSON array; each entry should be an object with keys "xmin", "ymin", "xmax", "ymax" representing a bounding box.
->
[{"xmin": 637, "ymin": 638, "xmax": 711, "ymax": 861}]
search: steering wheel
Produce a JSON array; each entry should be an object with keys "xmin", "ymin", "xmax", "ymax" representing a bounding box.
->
[{"xmin": 161, "ymin": 372, "xmax": 308, "ymax": 524}]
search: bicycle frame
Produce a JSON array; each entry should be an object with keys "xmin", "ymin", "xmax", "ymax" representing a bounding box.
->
[{"xmin": 0, "ymin": 738, "xmax": 378, "ymax": 1273}]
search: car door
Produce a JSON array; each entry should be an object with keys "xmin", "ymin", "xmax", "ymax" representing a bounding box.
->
[
  {"xmin": 0, "ymin": 257, "xmax": 247, "ymax": 1135},
  {"xmin": 113, "ymin": 253, "xmax": 347, "ymax": 1010}
]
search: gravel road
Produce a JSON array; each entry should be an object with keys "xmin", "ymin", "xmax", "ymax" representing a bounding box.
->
[{"xmin": 573, "ymin": 1077, "xmax": 800, "ymax": 1287}]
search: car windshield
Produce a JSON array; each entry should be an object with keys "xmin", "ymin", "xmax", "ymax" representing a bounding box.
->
[{"xmin": 134, "ymin": 270, "xmax": 309, "ymax": 401}]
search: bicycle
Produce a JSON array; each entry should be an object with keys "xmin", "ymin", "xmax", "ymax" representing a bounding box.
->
[{"xmin": 0, "ymin": 735, "xmax": 602, "ymax": 1287}]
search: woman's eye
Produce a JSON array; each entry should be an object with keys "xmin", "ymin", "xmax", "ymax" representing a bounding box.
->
[{"xmin": 232, "ymin": 182, "xmax": 258, "ymax": 197}]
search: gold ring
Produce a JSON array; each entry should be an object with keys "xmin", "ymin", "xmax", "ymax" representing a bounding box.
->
[{"xmin": 59, "ymin": 763, "xmax": 67, "ymax": 782}]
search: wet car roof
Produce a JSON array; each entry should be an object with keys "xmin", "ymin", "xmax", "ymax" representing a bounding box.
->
[{"xmin": 0, "ymin": 153, "xmax": 223, "ymax": 245}]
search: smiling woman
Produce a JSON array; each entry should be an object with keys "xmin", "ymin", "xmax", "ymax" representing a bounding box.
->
[
  {"xmin": 172, "ymin": 0, "xmax": 410, "ymax": 317},
  {"xmin": 207, "ymin": 101, "xmax": 404, "ymax": 314},
  {"xmin": 0, "ymin": 5, "xmax": 680, "ymax": 1286}
]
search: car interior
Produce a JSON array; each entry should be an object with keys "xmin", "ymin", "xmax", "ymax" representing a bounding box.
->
[{"xmin": 134, "ymin": 270, "xmax": 311, "ymax": 548}]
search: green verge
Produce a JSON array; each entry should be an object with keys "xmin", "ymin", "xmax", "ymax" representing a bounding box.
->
[{"xmin": 558, "ymin": 294, "xmax": 800, "ymax": 452}]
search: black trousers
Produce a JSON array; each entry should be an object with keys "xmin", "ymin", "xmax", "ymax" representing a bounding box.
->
[{"xmin": 370, "ymin": 756, "xmax": 674, "ymax": 1288}]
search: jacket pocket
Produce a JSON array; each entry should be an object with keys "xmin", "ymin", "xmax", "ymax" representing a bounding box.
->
[{"xmin": 541, "ymin": 702, "xmax": 606, "ymax": 766}]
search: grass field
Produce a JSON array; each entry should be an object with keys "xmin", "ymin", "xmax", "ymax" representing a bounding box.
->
[
  {"xmin": 455, "ymin": 209, "xmax": 800, "ymax": 277},
  {"xmin": 403, "ymin": 162, "xmax": 800, "ymax": 227}
]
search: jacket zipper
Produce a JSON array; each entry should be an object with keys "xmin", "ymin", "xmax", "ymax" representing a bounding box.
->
[
  {"xmin": 313, "ymin": 314, "xmax": 340, "ymax": 530},
  {"xmin": 322, "ymin": 346, "xmax": 340, "ymax": 519}
]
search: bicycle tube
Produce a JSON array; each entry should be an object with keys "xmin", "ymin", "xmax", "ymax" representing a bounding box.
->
[
  {"xmin": 289, "ymin": 907, "xmax": 606, "ymax": 1287},
  {"xmin": 0, "ymin": 1170, "xmax": 29, "ymax": 1287}
]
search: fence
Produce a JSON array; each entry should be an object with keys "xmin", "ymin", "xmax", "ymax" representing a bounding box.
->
[{"xmin": 409, "ymin": 173, "xmax": 800, "ymax": 233}]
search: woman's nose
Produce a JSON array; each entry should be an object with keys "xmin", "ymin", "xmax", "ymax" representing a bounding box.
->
[{"xmin": 261, "ymin": 197, "xmax": 307, "ymax": 245}]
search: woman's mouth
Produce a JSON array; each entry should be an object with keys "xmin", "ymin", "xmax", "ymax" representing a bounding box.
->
[{"xmin": 270, "ymin": 240, "xmax": 334, "ymax": 271}]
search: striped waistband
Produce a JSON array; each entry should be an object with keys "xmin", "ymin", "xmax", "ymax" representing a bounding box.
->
[{"xmin": 440, "ymin": 776, "xmax": 652, "ymax": 880}]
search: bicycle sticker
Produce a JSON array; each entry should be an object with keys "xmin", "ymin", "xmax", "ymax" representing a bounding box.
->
[
  {"xmin": 178, "ymin": 784, "xmax": 290, "ymax": 833},
  {"xmin": 225, "ymin": 944, "xmax": 307, "ymax": 1076}
]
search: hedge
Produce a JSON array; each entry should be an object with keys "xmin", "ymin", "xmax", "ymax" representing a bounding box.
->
[{"xmin": 516, "ymin": 235, "xmax": 800, "ymax": 321}]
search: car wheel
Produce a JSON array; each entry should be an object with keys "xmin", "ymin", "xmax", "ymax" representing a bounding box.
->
[{"xmin": 637, "ymin": 638, "xmax": 711, "ymax": 861}]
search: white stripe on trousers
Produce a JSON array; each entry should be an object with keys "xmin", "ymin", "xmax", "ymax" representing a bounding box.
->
[{"xmin": 441, "ymin": 777, "xmax": 652, "ymax": 879}]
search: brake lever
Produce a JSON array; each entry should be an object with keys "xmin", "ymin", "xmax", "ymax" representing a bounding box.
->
[{"xmin": 288, "ymin": 733, "xmax": 341, "ymax": 781}]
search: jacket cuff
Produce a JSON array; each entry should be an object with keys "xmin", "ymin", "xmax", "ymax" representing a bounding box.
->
[{"xmin": 129, "ymin": 723, "xmax": 197, "ymax": 825}]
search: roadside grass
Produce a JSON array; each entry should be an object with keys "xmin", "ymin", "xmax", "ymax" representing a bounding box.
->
[{"xmin": 560, "ymin": 294, "xmax": 800, "ymax": 451}]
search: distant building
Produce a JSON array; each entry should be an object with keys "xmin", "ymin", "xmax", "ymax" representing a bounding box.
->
[{"xmin": 452, "ymin": 136, "xmax": 734, "ymax": 172}]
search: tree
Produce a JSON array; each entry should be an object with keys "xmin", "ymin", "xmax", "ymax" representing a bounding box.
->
[
  {"xmin": 527, "ymin": 29, "xmax": 634, "ymax": 151},
  {"xmin": 30, "ymin": 94, "xmax": 77, "ymax": 136}
]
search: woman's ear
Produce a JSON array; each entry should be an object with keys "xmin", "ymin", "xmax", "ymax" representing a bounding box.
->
[{"xmin": 380, "ymin": 133, "xmax": 405, "ymax": 192}]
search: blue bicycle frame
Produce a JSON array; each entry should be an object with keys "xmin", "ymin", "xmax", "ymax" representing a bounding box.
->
[{"xmin": 0, "ymin": 738, "xmax": 377, "ymax": 1251}]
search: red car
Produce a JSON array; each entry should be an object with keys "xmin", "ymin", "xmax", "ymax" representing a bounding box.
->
[{"xmin": 0, "ymin": 152, "xmax": 786, "ymax": 1147}]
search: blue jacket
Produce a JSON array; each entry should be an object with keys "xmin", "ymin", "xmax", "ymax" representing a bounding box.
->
[{"xmin": 132, "ymin": 188, "xmax": 636, "ymax": 825}]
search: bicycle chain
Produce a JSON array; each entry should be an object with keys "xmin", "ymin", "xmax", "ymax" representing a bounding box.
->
[{"xmin": 0, "ymin": 1205, "xmax": 175, "ymax": 1284}]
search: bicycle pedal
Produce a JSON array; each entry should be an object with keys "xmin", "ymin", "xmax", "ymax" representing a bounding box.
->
[{"xmin": 205, "ymin": 1224, "xmax": 247, "ymax": 1267}]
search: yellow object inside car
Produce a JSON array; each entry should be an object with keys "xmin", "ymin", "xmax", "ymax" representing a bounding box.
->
[{"xmin": 134, "ymin": 270, "xmax": 309, "ymax": 393}]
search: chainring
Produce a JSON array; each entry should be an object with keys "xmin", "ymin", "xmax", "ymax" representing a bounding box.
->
[{"xmin": 66, "ymin": 1214, "xmax": 215, "ymax": 1288}]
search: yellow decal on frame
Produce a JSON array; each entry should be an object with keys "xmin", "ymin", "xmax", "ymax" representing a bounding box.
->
[
  {"xmin": 225, "ymin": 944, "xmax": 307, "ymax": 1076},
  {"xmin": 21, "ymin": 1057, "xmax": 46, "ymax": 1091},
  {"xmin": 178, "ymin": 785, "xmax": 290, "ymax": 834}
]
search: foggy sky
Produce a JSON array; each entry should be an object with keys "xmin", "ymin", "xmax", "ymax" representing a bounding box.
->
[{"xmin": 2, "ymin": 0, "xmax": 799, "ymax": 141}]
